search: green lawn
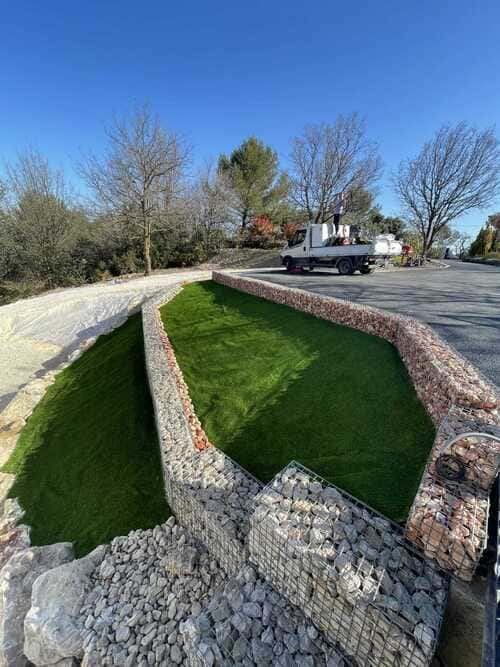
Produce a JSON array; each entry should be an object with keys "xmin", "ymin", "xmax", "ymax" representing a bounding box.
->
[
  {"xmin": 3, "ymin": 315, "xmax": 169, "ymax": 556},
  {"xmin": 161, "ymin": 281, "xmax": 435, "ymax": 522}
]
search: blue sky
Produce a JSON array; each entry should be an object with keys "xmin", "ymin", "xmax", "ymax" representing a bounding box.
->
[{"xmin": 1, "ymin": 0, "xmax": 499, "ymax": 238}]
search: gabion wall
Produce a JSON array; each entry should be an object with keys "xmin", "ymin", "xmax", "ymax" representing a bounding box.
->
[
  {"xmin": 406, "ymin": 404, "xmax": 498, "ymax": 579},
  {"xmin": 212, "ymin": 270, "xmax": 499, "ymax": 581},
  {"xmin": 249, "ymin": 463, "xmax": 449, "ymax": 667},
  {"xmin": 142, "ymin": 279, "xmax": 458, "ymax": 665},
  {"xmin": 142, "ymin": 286, "xmax": 262, "ymax": 577},
  {"xmin": 181, "ymin": 564, "xmax": 345, "ymax": 666}
]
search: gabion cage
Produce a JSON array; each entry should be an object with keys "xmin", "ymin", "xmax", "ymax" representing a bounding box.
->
[
  {"xmin": 182, "ymin": 565, "xmax": 345, "ymax": 667},
  {"xmin": 164, "ymin": 447, "xmax": 263, "ymax": 576},
  {"xmin": 406, "ymin": 407, "xmax": 499, "ymax": 580},
  {"xmin": 248, "ymin": 462, "xmax": 449, "ymax": 667}
]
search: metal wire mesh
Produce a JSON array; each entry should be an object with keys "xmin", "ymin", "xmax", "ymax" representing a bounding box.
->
[
  {"xmin": 248, "ymin": 462, "xmax": 449, "ymax": 667},
  {"xmin": 432, "ymin": 406, "xmax": 500, "ymax": 494},
  {"xmin": 405, "ymin": 406, "xmax": 498, "ymax": 580},
  {"xmin": 182, "ymin": 565, "xmax": 345, "ymax": 666},
  {"xmin": 164, "ymin": 448, "xmax": 263, "ymax": 576}
]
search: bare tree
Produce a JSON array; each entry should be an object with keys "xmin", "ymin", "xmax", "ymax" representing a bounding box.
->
[
  {"xmin": 393, "ymin": 122, "xmax": 500, "ymax": 258},
  {"xmin": 4, "ymin": 148, "xmax": 67, "ymax": 202},
  {"xmin": 289, "ymin": 114, "xmax": 381, "ymax": 224},
  {"xmin": 78, "ymin": 106, "xmax": 189, "ymax": 275},
  {"xmin": 189, "ymin": 162, "xmax": 234, "ymax": 253}
]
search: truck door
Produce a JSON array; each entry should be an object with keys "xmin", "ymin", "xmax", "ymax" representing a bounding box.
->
[{"xmin": 288, "ymin": 228, "xmax": 308, "ymax": 262}]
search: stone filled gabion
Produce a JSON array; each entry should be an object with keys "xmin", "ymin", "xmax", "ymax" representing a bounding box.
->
[
  {"xmin": 181, "ymin": 564, "xmax": 345, "ymax": 667},
  {"xmin": 79, "ymin": 517, "xmax": 227, "ymax": 667},
  {"xmin": 142, "ymin": 286, "xmax": 263, "ymax": 576},
  {"xmin": 249, "ymin": 464, "xmax": 449, "ymax": 667},
  {"xmin": 166, "ymin": 448, "xmax": 263, "ymax": 575},
  {"xmin": 405, "ymin": 404, "xmax": 500, "ymax": 580},
  {"xmin": 212, "ymin": 271, "xmax": 499, "ymax": 581}
]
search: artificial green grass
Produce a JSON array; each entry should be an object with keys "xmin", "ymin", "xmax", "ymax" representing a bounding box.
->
[
  {"xmin": 161, "ymin": 281, "xmax": 435, "ymax": 522},
  {"xmin": 3, "ymin": 315, "xmax": 169, "ymax": 556}
]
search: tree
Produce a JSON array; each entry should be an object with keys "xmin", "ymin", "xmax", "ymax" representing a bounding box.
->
[
  {"xmin": 78, "ymin": 106, "xmax": 189, "ymax": 275},
  {"xmin": 393, "ymin": 122, "xmax": 500, "ymax": 258},
  {"xmin": 454, "ymin": 231, "xmax": 471, "ymax": 258},
  {"xmin": 289, "ymin": 114, "xmax": 381, "ymax": 224},
  {"xmin": 189, "ymin": 163, "xmax": 234, "ymax": 254},
  {"xmin": 488, "ymin": 212, "xmax": 500, "ymax": 231},
  {"xmin": 218, "ymin": 137, "xmax": 288, "ymax": 228},
  {"xmin": 1, "ymin": 149, "xmax": 85, "ymax": 287}
]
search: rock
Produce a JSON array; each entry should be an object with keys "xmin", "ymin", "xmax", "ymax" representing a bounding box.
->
[
  {"xmin": 115, "ymin": 626, "xmax": 130, "ymax": 643},
  {"xmin": 24, "ymin": 545, "xmax": 105, "ymax": 666},
  {"xmin": 170, "ymin": 644, "xmax": 183, "ymax": 664},
  {"xmin": 163, "ymin": 545, "xmax": 199, "ymax": 575},
  {"xmin": 251, "ymin": 637, "xmax": 273, "ymax": 663},
  {"xmin": 210, "ymin": 599, "xmax": 231, "ymax": 622},
  {"xmin": 0, "ymin": 543, "xmax": 73, "ymax": 667},
  {"xmin": 0, "ymin": 498, "xmax": 24, "ymax": 534},
  {"xmin": 414, "ymin": 622, "xmax": 434, "ymax": 650},
  {"xmin": 0, "ymin": 524, "xmax": 31, "ymax": 572},
  {"xmin": 232, "ymin": 636, "xmax": 247, "ymax": 661},
  {"xmin": 242, "ymin": 602, "xmax": 261, "ymax": 619},
  {"xmin": 231, "ymin": 612, "xmax": 252, "ymax": 635}
]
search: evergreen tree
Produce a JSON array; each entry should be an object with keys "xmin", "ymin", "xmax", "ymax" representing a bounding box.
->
[{"xmin": 218, "ymin": 137, "xmax": 288, "ymax": 227}]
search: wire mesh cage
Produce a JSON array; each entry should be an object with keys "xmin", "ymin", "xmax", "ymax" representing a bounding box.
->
[
  {"xmin": 406, "ymin": 406, "xmax": 499, "ymax": 580},
  {"xmin": 248, "ymin": 462, "xmax": 449, "ymax": 667},
  {"xmin": 431, "ymin": 406, "xmax": 500, "ymax": 494},
  {"xmin": 182, "ymin": 564, "xmax": 345, "ymax": 667},
  {"xmin": 164, "ymin": 447, "xmax": 263, "ymax": 576}
]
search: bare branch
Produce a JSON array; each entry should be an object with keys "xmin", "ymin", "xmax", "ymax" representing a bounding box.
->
[
  {"xmin": 393, "ymin": 122, "xmax": 500, "ymax": 256},
  {"xmin": 289, "ymin": 115, "xmax": 382, "ymax": 224},
  {"xmin": 77, "ymin": 104, "xmax": 189, "ymax": 275}
]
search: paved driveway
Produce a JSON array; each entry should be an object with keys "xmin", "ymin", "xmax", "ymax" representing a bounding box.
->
[{"xmin": 242, "ymin": 261, "xmax": 500, "ymax": 389}]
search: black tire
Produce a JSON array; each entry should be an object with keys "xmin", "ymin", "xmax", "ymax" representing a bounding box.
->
[
  {"xmin": 285, "ymin": 257, "xmax": 295, "ymax": 272},
  {"xmin": 360, "ymin": 266, "xmax": 374, "ymax": 275},
  {"xmin": 306, "ymin": 266, "xmax": 314, "ymax": 272},
  {"xmin": 337, "ymin": 258, "xmax": 354, "ymax": 275}
]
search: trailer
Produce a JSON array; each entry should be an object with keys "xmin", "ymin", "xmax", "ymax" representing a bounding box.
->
[{"xmin": 280, "ymin": 223, "xmax": 403, "ymax": 275}]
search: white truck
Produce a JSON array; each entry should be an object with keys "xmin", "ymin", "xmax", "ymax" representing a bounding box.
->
[{"xmin": 280, "ymin": 223, "xmax": 403, "ymax": 275}]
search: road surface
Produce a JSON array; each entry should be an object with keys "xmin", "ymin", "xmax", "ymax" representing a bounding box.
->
[{"xmin": 242, "ymin": 261, "xmax": 500, "ymax": 389}]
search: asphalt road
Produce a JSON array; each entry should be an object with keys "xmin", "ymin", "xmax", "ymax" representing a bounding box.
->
[{"xmin": 242, "ymin": 261, "xmax": 500, "ymax": 390}]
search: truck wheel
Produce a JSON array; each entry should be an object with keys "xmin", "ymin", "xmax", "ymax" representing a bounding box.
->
[
  {"xmin": 285, "ymin": 258, "xmax": 295, "ymax": 272},
  {"xmin": 360, "ymin": 266, "xmax": 374, "ymax": 275},
  {"xmin": 337, "ymin": 259, "xmax": 354, "ymax": 275}
]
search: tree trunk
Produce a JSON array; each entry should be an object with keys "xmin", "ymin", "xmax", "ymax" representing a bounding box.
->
[
  {"xmin": 144, "ymin": 231, "xmax": 152, "ymax": 276},
  {"xmin": 421, "ymin": 223, "xmax": 434, "ymax": 260}
]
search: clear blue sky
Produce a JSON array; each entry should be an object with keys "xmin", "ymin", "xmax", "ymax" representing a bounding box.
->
[{"xmin": 2, "ymin": 0, "xmax": 499, "ymax": 238}]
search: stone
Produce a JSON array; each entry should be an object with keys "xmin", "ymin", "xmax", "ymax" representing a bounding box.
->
[
  {"xmin": 211, "ymin": 599, "xmax": 231, "ymax": 623},
  {"xmin": 232, "ymin": 636, "xmax": 248, "ymax": 661},
  {"xmin": 251, "ymin": 637, "xmax": 273, "ymax": 663},
  {"xmin": 231, "ymin": 612, "xmax": 252, "ymax": 635},
  {"xmin": 242, "ymin": 602, "xmax": 262, "ymax": 619},
  {"xmin": 0, "ymin": 543, "xmax": 73, "ymax": 667},
  {"xmin": 414, "ymin": 622, "xmax": 434, "ymax": 650},
  {"xmin": 115, "ymin": 626, "xmax": 130, "ymax": 643},
  {"xmin": 24, "ymin": 545, "xmax": 105, "ymax": 666},
  {"xmin": 170, "ymin": 644, "xmax": 183, "ymax": 664}
]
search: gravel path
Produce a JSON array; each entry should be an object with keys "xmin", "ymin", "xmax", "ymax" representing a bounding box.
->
[{"xmin": 0, "ymin": 271, "xmax": 209, "ymax": 413}]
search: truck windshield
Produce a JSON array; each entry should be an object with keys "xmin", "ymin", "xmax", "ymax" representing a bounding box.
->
[{"xmin": 289, "ymin": 230, "xmax": 306, "ymax": 247}]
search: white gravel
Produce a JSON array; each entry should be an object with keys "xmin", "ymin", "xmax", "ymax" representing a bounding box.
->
[{"xmin": 0, "ymin": 271, "xmax": 209, "ymax": 411}]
